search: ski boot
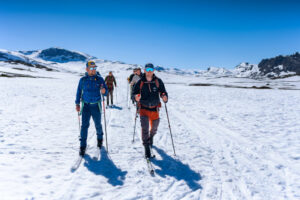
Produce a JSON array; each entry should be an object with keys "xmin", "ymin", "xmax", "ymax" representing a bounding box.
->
[
  {"xmin": 144, "ymin": 144, "xmax": 151, "ymax": 158},
  {"xmin": 97, "ymin": 139, "xmax": 103, "ymax": 149},
  {"xmin": 79, "ymin": 146, "xmax": 86, "ymax": 157}
]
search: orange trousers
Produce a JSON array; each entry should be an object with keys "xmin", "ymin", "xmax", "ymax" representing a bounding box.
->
[{"xmin": 139, "ymin": 109, "xmax": 160, "ymax": 145}]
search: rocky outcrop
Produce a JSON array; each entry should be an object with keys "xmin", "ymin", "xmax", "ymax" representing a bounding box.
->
[{"xmin": 258, "ymin": 52, "xmax": 300, "ymax": 78}]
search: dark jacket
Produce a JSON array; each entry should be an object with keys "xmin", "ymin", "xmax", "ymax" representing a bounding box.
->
[
  {"xmin": 105, "ymin": 75, "xmax": 116, "ymax": 90},
  {"xmin": 133, "ymin": 74, "xmax": 168, "ymax": 111},
  {"xmin": 75, "ymin": 72, "xmax": 108, "ymax": 105}
]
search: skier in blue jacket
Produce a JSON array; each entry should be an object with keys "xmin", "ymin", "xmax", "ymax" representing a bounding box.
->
[{"xmin": 75, "ymin": 60, "xmax": 108, "ymax": 156}]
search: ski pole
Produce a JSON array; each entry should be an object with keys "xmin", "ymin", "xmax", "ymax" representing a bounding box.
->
[
  {"xmin": 132, "ymin": 95, "xmax": 140, "ymax": 143},
  {"xmin": 115, "ymin": 85, "xmax": 118, "ymax": 104},
  {"xmin": 77, "ymin": 111, "xmax": 81, "ymax": 134},
  {"xmin": 102, "ymin": 93, "xmax": 108, "ymax": 152},
  {"xmin": 127, "ymin": 82, "xmax": 129, "ymax": 109},
  {"xmin": 164, "ymin": 102, "xmax": 176, "ymax": 156}
]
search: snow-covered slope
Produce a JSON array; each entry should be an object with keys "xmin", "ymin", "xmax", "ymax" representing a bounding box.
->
[
  {"xmin": 0, "ymin": 49, "xmax": 47, "ymax": 67},
  {"xmin": 232, "ymin": 62, "xmax": 260, "ymax": 78},
  {"xmin": 204, "ymin": 67, "xmax": 233, "ymax": 77},
  {"xmin": 0, "ymin": 48, "xmax": 119, "ymax": 76},
  {"xmin": 0, "ymin": 49, "xmax": 300, "ymax": 199}
]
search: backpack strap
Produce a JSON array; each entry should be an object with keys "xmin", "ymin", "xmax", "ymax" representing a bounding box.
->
[
  {"xmin": 155, "ymin": 79, "xmax": 159, "ymax": 88},
  {"xmin": 139, "ymin": 81, "xmax": 144, "ymax": 93},
  {"xmin": 136, "ymin": 81, "xmax": 144, "ymax": 109}
]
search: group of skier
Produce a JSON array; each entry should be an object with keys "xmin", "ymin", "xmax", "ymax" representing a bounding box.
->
[{"xmin": 75, "ymin": 61, "xmax": 168, "ymax": 159}]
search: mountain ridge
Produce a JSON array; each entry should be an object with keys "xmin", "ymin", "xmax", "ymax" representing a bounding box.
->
[{"xmin": 1, "ymin": 47, "xmax": 299, "ymax": 79}]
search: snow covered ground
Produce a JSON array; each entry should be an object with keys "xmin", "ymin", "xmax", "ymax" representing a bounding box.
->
[{"xmin": 0, "ymin": 61, "xmax": 300, "ymax": 200}]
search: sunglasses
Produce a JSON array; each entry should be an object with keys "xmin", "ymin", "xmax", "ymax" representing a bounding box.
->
[
  {"xmin": 145, "ymin": 68, "xmax": 154, "ymax": 72},
  {"xmin": 89, "ymin": 67, "xmax": 97, "ymax": 70}
]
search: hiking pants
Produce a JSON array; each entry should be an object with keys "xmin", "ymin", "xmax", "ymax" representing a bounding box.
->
[
  {"xmin": 80, "ymin": 103, "xmax": 103, "ymax": 147},
  {"xmin": 107, "ymin": 88, "xmax": 114, "ymax": 105},
  {"xmin": 140, "ymin": 109, "xmax": 160, "ymax": 145}
]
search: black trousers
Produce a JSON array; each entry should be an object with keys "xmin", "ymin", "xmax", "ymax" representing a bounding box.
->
[{"xmin": 107, "ymin": 89, "xmax": 114, "ymax": 105}]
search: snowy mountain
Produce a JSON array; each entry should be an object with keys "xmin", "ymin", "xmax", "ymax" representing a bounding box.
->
[
  {"xmin": 205, "ymin": 67, "xmax": 233, "ymax": 77},
  {"xmin": 1, "ymin": 48, "xmax": 299, "ymax": 80},
  {"xmin": 231, "ymin": 53, "xmax": 300, "ymax": 79},
  {"xmin": 18, "ymin": 50, "xmax": 39, "ymax": 55},
  {"xmin": 197, "ymin": 55, "xmax": 299, "ymax": 79},
  {"xmin": 232, "ymin": 62, "xmax": 260, "ymax": 78},
  {"xmin": 1, "ymin": 47, "xmax": 94, "ymax": 68},
  {"xmin": 0, "ymin": 49, "xmax": 39, "ymax": 64},
  {"xmin": 37, "ymin": 47, "xmax": 94, "ymax": 63},
  {"xmin": 0, "ymin": 48, "xmax": 118, "ymax": 77},
  {"xmin": 0, "ymin": 49, "xmax": 56, "ymax": 73},
  {"xmin": 152, "ymin": 59, "xmax": 298, "ymax": 80},
  {"xmin": 258, "ymin": 52, "xmax": 300, "ymax": 78}
]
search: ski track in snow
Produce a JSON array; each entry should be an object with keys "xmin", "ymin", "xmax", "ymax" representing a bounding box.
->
[{"xmin": 0, "ymin": 70, "xmax": 299, "ymax": 200}]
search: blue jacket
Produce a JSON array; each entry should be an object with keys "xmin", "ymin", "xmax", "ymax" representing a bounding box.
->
[{"xmin": 75, "ymin": 72, "xmax": 108, "ymax": 105}]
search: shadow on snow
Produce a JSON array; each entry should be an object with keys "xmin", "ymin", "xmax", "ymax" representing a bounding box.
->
[
  {"xmin": 108, "ymin": 105, "xmax": 122, "ymax": 110},
  {"xmin": 152, "ymin": 146, "xmax": 202, "ymax": 191},
  {"xmin": 84, "ymin": 147, "xmax": 127, "ymax": 186}
]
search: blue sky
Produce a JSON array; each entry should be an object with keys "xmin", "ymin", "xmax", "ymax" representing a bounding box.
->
[{"xmin": 1, "ymin": 0, "xmax": 300, "ymax": 69}]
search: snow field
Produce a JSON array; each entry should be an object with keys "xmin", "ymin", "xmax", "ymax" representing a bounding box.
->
[{"xmin": 0, "ymin": 68, "xmax": 299, "ymax": 200}]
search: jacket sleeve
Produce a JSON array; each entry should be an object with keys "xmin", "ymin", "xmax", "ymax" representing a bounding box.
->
[
  {"xmin": 132, "ymin": 79, "xmax": 141, "ymax": 96},
  {"xmin": 158, "ymin": 79, "xmax": 168, "ymax": 98},
  {"xmin": 75, "ymin": 78, "xmax": 83, "ymax": 105},
  {"xmin": 100, "ymin": 77, "xmax": 108, "ymax": 96}
]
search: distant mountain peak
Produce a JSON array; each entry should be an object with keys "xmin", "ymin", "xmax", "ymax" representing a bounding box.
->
[
  {"xmin": 18, "ymin": 50, "xmax": 38, "ymax": 55},
  {"xmin": 38, "ymin": 47, "xmax": 94, "ymax": 63}
]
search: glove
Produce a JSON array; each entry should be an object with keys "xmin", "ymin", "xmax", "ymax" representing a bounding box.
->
[{"xmin": 76, "ymin": 104, "xmax": 80, "ymax": 112}]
